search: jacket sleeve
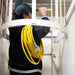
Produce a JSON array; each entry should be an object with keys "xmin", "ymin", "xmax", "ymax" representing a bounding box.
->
[{"xmin": 34, "ymin": 16, "xmax": 50, "ymax": 39}]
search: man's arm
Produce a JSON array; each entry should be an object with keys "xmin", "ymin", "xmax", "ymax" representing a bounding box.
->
[{"xmin": 34, "ymin": 7, "xmax": 50, "ymax": 39}]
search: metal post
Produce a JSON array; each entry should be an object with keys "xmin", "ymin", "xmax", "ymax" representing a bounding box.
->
[
  {"xmin": 32, "ymin": 0, "xmax": 36, "ymax": 24},
  {"xmin": 51, "ymin": 0, "xmax": 53, "ymax": 21},
  {"xmin": 64, "ymin": 0, "xmax": 66, "ymax": 17},
  {"xmin": 55, "ymin": 0, "xmax": 58, "ymax": 25},
  {"xmin": 9, "ymin": 0, "xmax": 13, "ymax": 21},
  {"xmin": 60, "ymin": 0, "xmax": 62, "ymax": 24},
  {"xmin": 51, "ymin": 31, "xmax": 53, "ymax": 75},
  {"xmin": 5, "ymin": 0, "xmax": 8, "ymax": 22}
]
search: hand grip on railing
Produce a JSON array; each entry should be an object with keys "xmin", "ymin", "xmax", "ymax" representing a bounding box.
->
[{"xmin": 36, "ymin": 9, "xmax": 52, "ymax": 11}]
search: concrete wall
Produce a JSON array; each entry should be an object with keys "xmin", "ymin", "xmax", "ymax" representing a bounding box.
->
[
  {"xmin": 61, "ymin": 9, "xmax": 75, "ymax": 75},
  {"xmin": 0, "ymin": 38, "xmax": 9, "ymax": 75}
]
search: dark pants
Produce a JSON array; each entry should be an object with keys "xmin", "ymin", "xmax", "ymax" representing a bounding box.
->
[{"xmin": 10, "ymin": 71, "xmax": 41, "ymax": 75}]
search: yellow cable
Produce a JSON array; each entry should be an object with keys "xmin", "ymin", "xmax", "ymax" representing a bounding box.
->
[{"xmin": 21, "ymin": 25, "xmax": 44, "ymax": 65}]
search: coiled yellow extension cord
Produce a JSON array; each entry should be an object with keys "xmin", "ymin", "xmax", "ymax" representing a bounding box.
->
[{"xmin": 21, "ymin": 25, "xmax": 44, "ymax": 65}]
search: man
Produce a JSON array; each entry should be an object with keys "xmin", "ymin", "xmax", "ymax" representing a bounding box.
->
[{"xmin": 8, "ymin": 0, "xmax": 50, "ymax": 75}]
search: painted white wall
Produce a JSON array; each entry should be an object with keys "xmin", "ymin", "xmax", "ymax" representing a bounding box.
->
[
  {"xmin": 62, "ymin": 9, "xmax": 75, "ymax": 75},
  {"xmin": 0, "ymin": 38, "xmax": 4, "ymax": 75}
]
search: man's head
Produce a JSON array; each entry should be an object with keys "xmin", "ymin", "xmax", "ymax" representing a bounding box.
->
[{"xmin": 15, "ymin": 4, "xmax": 32, "ymax": 19}]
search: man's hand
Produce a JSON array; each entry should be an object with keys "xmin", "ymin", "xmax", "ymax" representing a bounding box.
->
[{"xmin": 39, "ymin": 7, "xmax": 47, "ymax": 16}]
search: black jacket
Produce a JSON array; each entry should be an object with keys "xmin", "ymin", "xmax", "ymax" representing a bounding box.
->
[{"xmin": 8, "ymin": 17, "xmax": 50, "ymax": 70}]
